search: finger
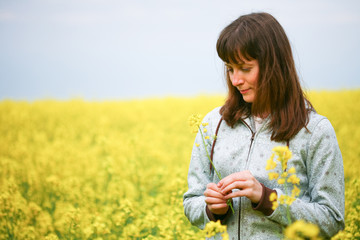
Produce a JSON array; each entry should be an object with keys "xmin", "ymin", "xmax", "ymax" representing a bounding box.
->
[
  {"xmin": 204, "ymin": 188, "xmax": 225, "ymax": 199},
  {"xmin": 205, "ymin": 197, "xmax": 227, "ymax": 205},
  {"xmin": 226, "ymin": 180, "xmax": 262, "ymax": 203},
  {"xmin": 217, "ymin": 173, "xmax": 236, "ymax": 188},
  {"xmin": 220, "ymin": 171, "xmax": 253, "ymax": 191},
  {"xmin": 224, "ymin": 191, "xmax": 242, "ymax": 200},
  {"xmin": 224, "ymin": 188, "xmax": 262, "ymax": 204},
  {"xmin": 223, "ymin": 189, "xmax": 251, "ymax": 200},
  {"xmin": 208, "ymin": 203, "xmax": 229, "ymax": 210},
  {"xmin": 207, "ymin": 183, "xmax": 221, "ymax": 192},
  {"xmin": 219, "ymin": 174, "xmax": 245, "ymax": 190},
  {"xmin": 220, "ymin": 180, "xmax": 251, "ymax": 195}
]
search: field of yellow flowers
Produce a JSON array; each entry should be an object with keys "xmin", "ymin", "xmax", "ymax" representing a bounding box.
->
[{"xmin": 0, "ymin": 90, "xmax": 359, "ymax": 240}]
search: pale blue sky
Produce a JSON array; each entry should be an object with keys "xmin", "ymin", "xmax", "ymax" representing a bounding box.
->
[{"xmin": 1, "ymin": 0, "xmax": 359, "ymax": 100}]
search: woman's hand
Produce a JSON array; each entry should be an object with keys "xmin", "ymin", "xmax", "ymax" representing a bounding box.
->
[
  {"xmin": 204, "ymin": 183, "xmax": 229, "ymax": 215},
  {"xmin": 217, "ymin": 170, "xmax": 263, "ymax": 203}
]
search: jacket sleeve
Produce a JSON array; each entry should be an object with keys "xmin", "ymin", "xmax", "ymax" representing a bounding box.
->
[
  {"xmin": 267, "ymin": 118, "xmax": 345, "ymax": 238},
  {"xmin": 183, "ymin": 114, "xmax": 217, "ymax": 229}
]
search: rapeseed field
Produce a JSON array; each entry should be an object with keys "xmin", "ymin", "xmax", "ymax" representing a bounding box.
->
[{"xmin": 0, "ymin": 90, "xmax": 359, "ymax": 239}]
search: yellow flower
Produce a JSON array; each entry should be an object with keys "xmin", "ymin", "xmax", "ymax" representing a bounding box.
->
[
  {"xmin": 288, "ymin": 167, "xmax": 296, "ymax": 174},
  {"xmin": 205, "ymin": 136, "xmax": 210, "ymax": 140},
  {"xmin": 265, "ymin": 154, "xmax": 277, "ymax": 170},
  {"xmin": 268, "ymin": 172, "xmax": 279, "ymax": 180},
  {"xmin": 188, "ymin": 114, "xmax": 202, "ymax": 128},
  {"xmin": 272, "ymin": 146, "xmax": 292, "ymax": 170},
  {"xmin": 195, "ymin": 143, "xmax": 200, "ymax": 147},
  {"xmin": 277, "ymin": 178, "xmax": 285, "ymax": 184},
  {"xmin": 284, "ymin": 220, "xmax": 320, "ymax": 239},
  {"xmin": 269, "ymin": 192, "xmax": 277, "ymax": 202},
  {"xmin": 204, "ymin": 220, "xmax": 228, "ymax": 238},
  {"xmin": 203, "ymin": 128, "xmax": 208, "ymax": 133},
  {"xmin": 279, "ymin": 195, "xmax": 287, "ymax": 204},
  {"xmin": 272, "ymin": 201, "xmax": 279, "ymax": 210},
  {"xmin": 272, "ymin": 146, "xmax": 287, "ymax": 153},
  {"xmin": 202, "ymin": 122, "xmax": 209, "ymax": 127},
  {"xmin": 281, "ymin": 172, "xmax": 288, "ymax": 178},
  {"xmin": 272, "ymin": 146, "xmax": 292, "ymax": 160},
  {"xmin": 287, "ymin": 174, "xmax": 300, "ymax": 185},
  {"xmin": 189, "ymin": 114, "xmax": 203, "ymax": 133},
  {"xmin": 291, "ymin": 185, "xmax": 301, "ymax": 197},
  {"xmin": 221, "ymin": 232, "xmax": 229, "ymax": 240},
  {"xmin": 191, "ymin": 127, "xmax": 198, "ymax": 134},
  {"xmin": 285, "ymin": 196, "xmax": 296, "ymax": 205}
]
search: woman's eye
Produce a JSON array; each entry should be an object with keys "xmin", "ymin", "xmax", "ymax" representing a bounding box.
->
[
  {"xmin": 241, "ymin": 67, "xmax": 251, "ymax": 72},
  {"xmin": 226, "ymin": 67, "xmax": 233, "ymax": 73}
]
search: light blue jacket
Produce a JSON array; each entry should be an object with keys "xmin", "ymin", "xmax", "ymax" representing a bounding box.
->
[{"xmin": 183, "ymin": 107, "xmax": 344, "ymax": 239}]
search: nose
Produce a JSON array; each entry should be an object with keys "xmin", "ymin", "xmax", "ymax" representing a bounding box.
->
[{"xmin": 230, "ymin": 69, "xmax": 245, "ymax": 86}]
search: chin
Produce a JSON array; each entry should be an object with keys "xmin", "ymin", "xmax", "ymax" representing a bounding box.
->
[{"xmin": 243, "ymin": 97, "xmax": 255, "ymax": 103}]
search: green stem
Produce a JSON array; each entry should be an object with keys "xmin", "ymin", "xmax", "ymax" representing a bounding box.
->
[
  {"xmin": 227, "ymin": 199, "xmax": 235, "ymax": 214},
  {"xmin": 279, "ymin": 152, "xmax": 292, "ymax": 225},
  {"xmin": 199, "ymin": 126, "xmax": 221, "ymax": 180},
  {"xmin": 283, "ymin": 175, "xmax": 292, "ymax": 225},
  {"xmin": 286, "ymin": 204, "xmax": 291, "ymax": 225},
  {"xmin": 198, "ymin": 126, "xmax": 235, "ymax": 214}
]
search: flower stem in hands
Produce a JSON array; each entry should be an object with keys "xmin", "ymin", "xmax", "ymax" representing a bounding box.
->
[
  {"xmin": 199, "ymin": 126, "xmax": 221, "ymax": 180},
  {"xmin": 197, "ymin": 124, "xmax": 234, "ymax": 214},
  {"xmin": 227, "ymin": 199, "xmax": 235, "ymax": 215}
]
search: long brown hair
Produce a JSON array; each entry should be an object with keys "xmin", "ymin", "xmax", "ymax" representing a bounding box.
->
[{"xmin": 217, "ymin": 12, "xmax": 313, "ymax": 142}]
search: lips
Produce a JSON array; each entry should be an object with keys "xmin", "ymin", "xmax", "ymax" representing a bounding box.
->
[{"xmin": 239, "ymin": 89, "xmax": 250, "ymax": 94}]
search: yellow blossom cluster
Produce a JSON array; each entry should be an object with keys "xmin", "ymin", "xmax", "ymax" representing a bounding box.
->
[
  {"xmin": 204, "ymin": 220, "xmax": 229, "ymax": 240},
  {"xmin": 266, "ymin": 146, "xmax": 300, "ymax": 210},
  {"xmin": 188, "ymin": 114, "xmax": 202, "ymax": 133},
  {"xmin": 188, "ymin": 114, "xmax": 211, "ymax": 147},
  {"xmin": 0, "ymin": 90, "xmax": 359, "ymax": 239},
  {"xmin": 284, "ymin": 220, "xmax": 321, "ymax": 240},
  {"xmin": 267, "ymin": 146, "xmax": 318, "ymax": 240}
]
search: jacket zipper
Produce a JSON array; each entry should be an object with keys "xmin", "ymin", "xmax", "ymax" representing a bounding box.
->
[{"xmin": 238, "ymin": 119, "xmax": 256, "ymax": 240}]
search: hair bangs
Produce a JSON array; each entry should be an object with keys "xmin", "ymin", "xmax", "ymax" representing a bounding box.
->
[{"xmin": 216, "ymin": 26, "xmax": 253, "ymax": 64}]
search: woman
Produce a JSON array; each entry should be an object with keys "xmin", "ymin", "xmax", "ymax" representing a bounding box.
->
[{"xmin": 183, "ymin": 12, "xmax": 344, "ymax": 239}]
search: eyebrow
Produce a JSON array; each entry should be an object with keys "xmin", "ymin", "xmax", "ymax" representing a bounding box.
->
[{"xmin": 225, "ymin": 62, "xmax": 253, "ymax": 67}]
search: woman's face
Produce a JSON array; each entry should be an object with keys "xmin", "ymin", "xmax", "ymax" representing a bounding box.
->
[{"xmin": 226, "ymin": 59, "xmax": 259, "ymax": 103}]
